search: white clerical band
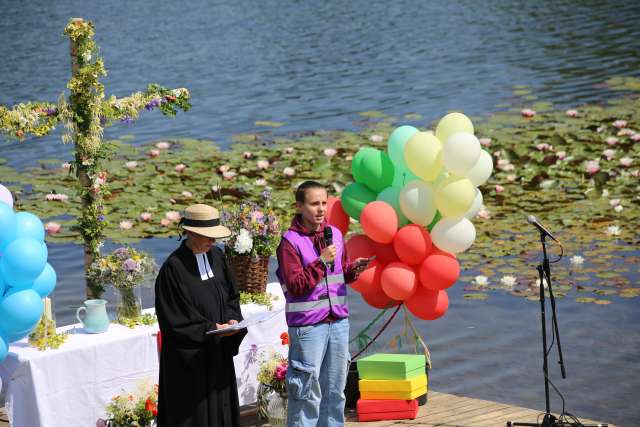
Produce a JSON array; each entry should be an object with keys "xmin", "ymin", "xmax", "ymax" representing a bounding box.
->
[{"xmin": 195, "ymin": 253, "xmax": 214, "ymax": 281}]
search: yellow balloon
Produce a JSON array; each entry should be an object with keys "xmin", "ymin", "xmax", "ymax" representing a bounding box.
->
[
  {"xmin": 435, "ymin": 176, "xmax": 476, "ymax": 218},
  {"xmin": 435, "ymin": 112, "xmax": 474, "ymax": 145},
  {"xmin": 404, "ymin": 132, "xmax": 443, "ymax": 182}
]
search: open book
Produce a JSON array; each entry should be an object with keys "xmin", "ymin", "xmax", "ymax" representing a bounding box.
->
[{"xmin": 206, "ymin": 308, "xmax": 284, "ymax": 335}]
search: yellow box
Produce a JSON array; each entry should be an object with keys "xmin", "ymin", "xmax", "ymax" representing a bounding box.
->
[
  {"xmin": 360, "ymin": 385, "xmax": 427, "ymax": 400},
  {"xmin": 359, "ymin": 374, "xmax": 427, "ymax": 393}
]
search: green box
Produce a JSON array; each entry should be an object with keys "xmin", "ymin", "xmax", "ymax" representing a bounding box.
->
[{"xmin": 357, "ymin": 353, "xmax": 426, "ymax": 380}]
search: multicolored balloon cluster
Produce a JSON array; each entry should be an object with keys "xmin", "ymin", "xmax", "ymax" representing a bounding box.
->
[
  {"xmin": 0, "ymin": 184, "xmax": 56, "ymax": 362},
  {"xmin": 328, "ymin": 113, "xmax": 493, "ymax": 321}
]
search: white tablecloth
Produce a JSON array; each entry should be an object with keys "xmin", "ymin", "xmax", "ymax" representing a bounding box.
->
[{"xmin": 0, "ymin": 282, "xmax": 288, "ymax": 427}]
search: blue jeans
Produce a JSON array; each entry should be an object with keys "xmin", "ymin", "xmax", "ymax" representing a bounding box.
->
[{"xmin": 286, "ymin": 318, "xmax": 350, "ymax": 427}]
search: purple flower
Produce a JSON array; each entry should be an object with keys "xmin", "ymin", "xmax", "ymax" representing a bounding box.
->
[
  {"xmin": 261, "ymin": 189, "xmax": 271, "ymax": 200},
  {"xmin": 96, "ymin": 419, "xmax": 107, "ymax": 427},
  {"xmin": 45, "ymin": 107, "xmax": 57, "ymax": 116},
  {"xmin": 145, "ymin": 98, "xmax": 162, "ymax": 111},
  {"xmin": 120, "ymin": 116, "xmax": 133, "ymax": 124},
  {"xmin": 98, "ymin": 215, "xmax": 106, "ymax": 222},
  {"xmin": 114, "ymin": 247, "xmax": 129, "ymax": 258},
  {"xmin": 123, "ymin": 258, "xmax": 138, "ymax": 272},
  {"xmin": 99, "ymin": 116, "xmax": 107, "ymax": 126}
]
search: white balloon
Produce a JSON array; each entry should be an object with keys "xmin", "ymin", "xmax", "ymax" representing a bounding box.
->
[
  {"xmin": 464, "ymin": 189, "xmax": 484, "ymax": 219},
  {"xmin": 467, "ymin": 150, "xmax": 493, "ymax": 187},
  {"xmin": 431, "ymin": 217, "xmax": 476, "ymax": 253},
  {"xmin": 399, "ymin": 181, "xmax": 436, "ymax": 226},
  {"xmin": 443, "ymin": 132, "xmax": 481, "ymax": 176},
  {"xmin": 0, "ymin": 184, "xmax": 13, "ymax": 208}
]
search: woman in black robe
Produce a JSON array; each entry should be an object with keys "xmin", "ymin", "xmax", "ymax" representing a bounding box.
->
[{"xmin": 155, "ymin": 204, "xmax": 248, "ymax": 427}]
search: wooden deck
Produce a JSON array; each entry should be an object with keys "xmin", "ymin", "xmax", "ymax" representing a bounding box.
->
[{"xmin": 1, "ymin": 392, "xmax": 613, "ymax": 426}]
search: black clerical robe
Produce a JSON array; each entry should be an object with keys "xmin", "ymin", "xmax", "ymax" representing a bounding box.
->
[{"xmin": 155, "ymin": 242, "xmax": 247, "ymax": 427}]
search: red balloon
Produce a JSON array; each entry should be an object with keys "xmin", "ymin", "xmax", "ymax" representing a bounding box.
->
[
  {"xmin": 371, "ymin": 240, "xmax": 399, "ymax": 265},
  {"xmin": 429, "ymin": 245, "xmax": 456, "ymax": 259},
  {"xmin": 380, "ymin": 262, "xmax": 418, "ymax": 301},
  {"xmin": 360, "ymin": 201, "xmax": 398, "ymax": 244},
  {"xmin": 392, "ymin": 224, "xmax": 433, "ymax": 266},
  {"xmin": 419, "ymin": 254, "xmax": 460, "ymax": 290},
  {"xmin": 326, "ymin": 197, "xmax": 350, "ymax": 236},
  {"xmin": 361, "ymin": 285, "xmax": 401, "ymax": 309},
  {"xmin": 346, "ymin": 234, "xmax": 375, "ymax": 260},
  {"xmin": 405, "ymin": 287, "xmax": 449, "ymax": 321},
  {"xmin": 350, "ymin": 260, "xmax": 383, "ymax": 294}
]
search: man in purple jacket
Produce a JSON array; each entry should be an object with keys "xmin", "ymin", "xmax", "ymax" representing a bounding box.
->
[{"xmin": 276, "ymin": 180, "xmax": 370, "ymax": 426}]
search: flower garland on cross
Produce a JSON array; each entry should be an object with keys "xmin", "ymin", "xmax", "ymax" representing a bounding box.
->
[{"xmin": 0, "ymin": 18, "xmax": 191, "ymax": 298}]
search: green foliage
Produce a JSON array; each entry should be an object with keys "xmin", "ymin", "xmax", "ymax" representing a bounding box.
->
[{"xmin": 239, "ymin": 291, "xmax": 273, "ymax": 309}]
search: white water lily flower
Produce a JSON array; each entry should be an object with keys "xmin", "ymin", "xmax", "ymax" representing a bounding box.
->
[
  {"xmin": 570, "ymin": 255, "xmax": 584, "ymax": 265},
  {"xmin": 234, "ymin": 229, "xmax": 253, "ymax": 254},
  {"xmin": 370, "ymin": 135, "xmax": 383, "ymax": 143},
  {"xmin": 614, "ymin": 205, "xmax": 623, "ymax": 213},
  {"xmin": 125, "ymin": 161, "xmax": 138, "ymax": 171},
  {"xmin": 606, "ymin": 225, "xmax": 621, "ymax": 236},
  {"xmin": 473, "ymin": 275, "xmax": 489, "ymax": 286},
  {"xmin": 500, "ymin": 275, "xmax": 517, "ymax": 287},
  {"xmin": 529, "ymin": 278, "xmax": 548, "ymax": 290}
]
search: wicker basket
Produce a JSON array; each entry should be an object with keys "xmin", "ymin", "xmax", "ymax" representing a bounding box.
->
[{"xmin": 228, "ymin": 255, "xmax": 269, "ymax": 294}]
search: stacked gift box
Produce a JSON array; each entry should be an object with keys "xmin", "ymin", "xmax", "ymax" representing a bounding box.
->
[{"xmin": 356, "ymin": 353, "xmax": 427, "ymax": 422}]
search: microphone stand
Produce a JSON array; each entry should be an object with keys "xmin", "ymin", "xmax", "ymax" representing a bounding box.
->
[{"xmin": 507, "ymin": 231, "xmax": 604, "ymax": 427}]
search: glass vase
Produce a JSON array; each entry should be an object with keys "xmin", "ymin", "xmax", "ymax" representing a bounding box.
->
[
  {"xmin": 115, "ymin": 286, "xmax": 142, "ymax": 322},
  {"xmin": 256, "ymin": 383, "xmax": 287, "ymax": 427}
]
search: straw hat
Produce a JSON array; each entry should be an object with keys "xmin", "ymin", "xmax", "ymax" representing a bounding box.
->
[{"xmin": 180, "ymin": 204, "xmax": 231, "ymax": 239}]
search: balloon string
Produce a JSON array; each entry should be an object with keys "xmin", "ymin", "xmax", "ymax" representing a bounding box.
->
[{"xmin": 351, "ymin": 303, "xmax": 403, "ymax": 361}]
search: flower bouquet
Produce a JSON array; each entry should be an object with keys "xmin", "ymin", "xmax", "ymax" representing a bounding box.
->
[
  {"xmin": 97, "ymin": 383, "xmax": 158, "ymax": 427},
  {"xmin": 256, "ymin": 336, "xmax": 288, "ymax": 426},
  {"xmin": 88, "ymin": 247, "xmax": 157, "ymax": 324},
  {"xmin": 222, "ymin": 197, "xmax": 280, "ymax": 293}
]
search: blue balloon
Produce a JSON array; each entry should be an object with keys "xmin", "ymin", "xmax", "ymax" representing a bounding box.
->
[
  {"xmin": 0, "ymin": 289, "xmax": 43, "ymax": 340},
  {"xmin": 0, "ymin": 238, "xmax": 48, "ymax": 287},
  {"xmin": 0, "ymin": 334, "xmax": 7, "ymax": 363},
  {"xmin": 0, "ymin": 275, "xmax": 5, "ymax": 296},
  {"xmin": 0, "ymin": 202, "xmax": 17, "ymax": 253},
  {"xmin": 15, "ymin": 212, "xmax": 45, "ymax": 242},
  {"xmin": 33, "ymin": 263, "xmax": 57, "ymax": 298}
]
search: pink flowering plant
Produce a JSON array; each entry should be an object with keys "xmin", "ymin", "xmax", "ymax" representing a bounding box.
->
[{"xmin": 256, "ymin": 337, "xmax": 288, "ymax": 421}]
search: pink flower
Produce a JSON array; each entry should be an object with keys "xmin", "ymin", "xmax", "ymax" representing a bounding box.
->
[
  {"xmin": 255, "ymin": 178, "xmax": 267, "ymax": 186},
  {"xmin": 476, "ymin": 208, "xmax": 491, "ymax": 219},
  {"xmin": 323, "ymin": 148, "xmax": 337, "ymax": 157},
  {"xmin": 507, "ymin": 174, "xmax": 517, "ymax": 182},
  {"xmin": 602, "ymin": 149, "xmax": 616, "ymax": 160},
  {"xmin": 96, "ymin": 419, "xmax": 107, "ymax": 427},
  {"xmin": 175, "ymin": 164, "xmax": 186, "ymax": 173},
  {"xmin": 565, "ymin": 109, "xmax": 578, "ymax": 117},
  {"xmin": 283, "ymin": 167, "xmax": 295, "ymax": 177},
  {"xmin": 521, "ymin": 108, "xmax": 536, "ymax": 118},
  {"xmin": 585, "ymin": 160, "xmax": 600, "ymax": 174},
  {"xmin": 285, "ymin": 147, "xmax": 294, "ymax": 154},
  {"xmin": 620, "ymin": 157, "xmax": 633, "ymax": 167},
  {"xmin": 222, "ymin": 171, "xmax": 237, "ymax": 180},
  {"xmin": 119, "ymin": 220, "xmax": 133, "ymax": 230},
  {"xmin": 497, "ymin": 159, "xmax": 514, "ymax": 172},
  {"xmin": 243, "ymin": 151, "xmax": 253, "ymax": 159},
  {"xmin": 605, "ymin": 137, "xmax": 618, "ymax": 146},
  {"xmin": 493, "ymin": 150, "xmax": 502, "ymax": 158},
  {"xmin": 45, "ymin": 222, "xmax": 61, "ymax": 235},
  {"xmin": 275, "ymin": 363, "xmax": 288, "ymax": 380},
  {"xmin": 369, "ymin": 135, "xmax": 383, "ymax": 143},
  {"xmin": 617, "ymin": 128, "xmax": 634, "ymax": 136},
  {"xmin": 218, "ymin": 164, "xmax": 230, "ymax": 173},
  {"xmin": 536, "ymin": 143, "xmax": 552, "ymax": 151},
  {"xmin": 479, "ymin": 137, "xmax": 492, "ymax": 147},
  {"xmin": 149, "ymin": 149, "xmax": 160, "ymax": 158},
  {"xmin": 631, "ymin": 170, "xmax": 640, "ymax": 178},
  {"xmin": 160, "ymin": 218, "xmax": 171, "ymax": 227},
  {"xmin": 257, "ymin": 160, "xmax": 270, "ymax": 170},
  {"xmin": 181, "ymin": 191, "xmax": 193, "ymax": 198},
  {"xmin": 612, "ymin": 120, "xmax": 627, "ymax": 129},
  {"xmin": 495, "ymin": 185, "xmax": 505, "ymax": 193},
  {"xmin": 155, "ymin": 142, "xmax": 171, "ymax": 150},
  {"xmin": 45, "ymin": 193, "xmax": 69, "ymax": 202},
  {"xmin": 556, "ymin": 151, "xmax": 566, "ymax": 160},
  {"xmin": 631, "ymin": 133, "xmax": 640, "ymax": 142},
  {"xmin": 609, "ymin": 199, "xmax": 620, "ymax": 207},
  {"xmin": 165, "ymin": 211, "xmax": 181, "ymax": 222},
  {"xmin": 211, "ymin": 185, "xmax": 220, "ymax": 193},
  {"xmin": 61, "ymin": 162, "xmax": 71, "ymax": 170},
  {"xmin": 140, "ymin": 212, "xmax": 152, "ymax": 222},
  {"xmin": 125, "ymin": 161, "xmax": 138, "ymax": 171}
]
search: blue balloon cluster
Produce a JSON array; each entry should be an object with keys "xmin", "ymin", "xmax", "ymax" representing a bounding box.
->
[{"xmin": 0, "ymin": 202, "xmax": 56, "ymax": 362}]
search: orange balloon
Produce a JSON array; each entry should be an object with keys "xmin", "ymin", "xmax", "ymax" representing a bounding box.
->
[
  {"xmin": 381, "ymin": 262, "xmax": 418, "ymax": 301},
  {"xmin": 371, "ymin": 240, "xmax": 399, "ymax": 265},
  {"xmin": 419, "ymin": 254, "xmax": 460, "ymax": 290},
  {"xmin": 361, "ymin": 285, "xmax": 401, "ymax": 309},
  {"xmin": 360, "ymin": 201, "xmax": 398, "ymax": 244},
  {"xmin": 405, "ymin": 287, "xmax": 449, "ymax": 321},
  {"xmin": 346, "ymin": 234, "xmax": 374, "ymax": 260},
  {"xmin": 350, "ymin": 260, "xmax": 383, "ymax": 294},
  {"xmin": 392, "ymin": 224, "xmax": 433, "ymax": 266},
  {"xmin": 327, "ymin": 197, "xmax": 350, "ymax": 236}
]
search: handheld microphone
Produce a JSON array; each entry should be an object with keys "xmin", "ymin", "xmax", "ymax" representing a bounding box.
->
[
  {"xmin": 323, "ymin": 227, "xmax": 334, "ymax": 271},
  {"xmin": 526, "ymin": 215, "xmax": 558, "ymax": 242}
]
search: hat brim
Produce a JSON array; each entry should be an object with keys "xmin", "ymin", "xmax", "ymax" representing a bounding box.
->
[{"xmin": 183, "ymin": 225, "xmax": 232, "ymax": 239}]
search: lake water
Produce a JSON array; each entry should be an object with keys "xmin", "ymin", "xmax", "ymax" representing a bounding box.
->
[{"xmin": 1, "ymin": 1, "xmax": 640, "ymax": 425}]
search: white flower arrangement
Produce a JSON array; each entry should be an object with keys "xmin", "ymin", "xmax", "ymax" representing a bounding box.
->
[{"xmin": 234, "ymin": 228, "xmax": 254, "ymax": 254}]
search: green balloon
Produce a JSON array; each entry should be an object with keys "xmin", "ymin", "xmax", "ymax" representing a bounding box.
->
[
  {"xmin": 353, "ymin": 148, "xmax": 395, "ymax": 192},
  {"xmin": 427, "ymin": 210, "xmax": 442, "ymax": 232},
  {"xmin": 387, "ymin": 125, "xmax": 418, "ymax": 169},
  {"xmin": 341, "ymin": 182, "xmax": 377, "ymax": 221},
  {"xmin": 377, "ymin": 186, "xmax": 409, "ymax": 227},
  {"xmin": 351, "ymin": 147, "xmax": 378, "ymax": 183},
  {"xmin": 392, "ymin": 163, "xmax": 421, "ymax": 187}
]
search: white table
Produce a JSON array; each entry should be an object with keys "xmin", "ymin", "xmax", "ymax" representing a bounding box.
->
[{"xmin": 0, "ymin": 282, "xmax": 288, "ymax": 427}]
